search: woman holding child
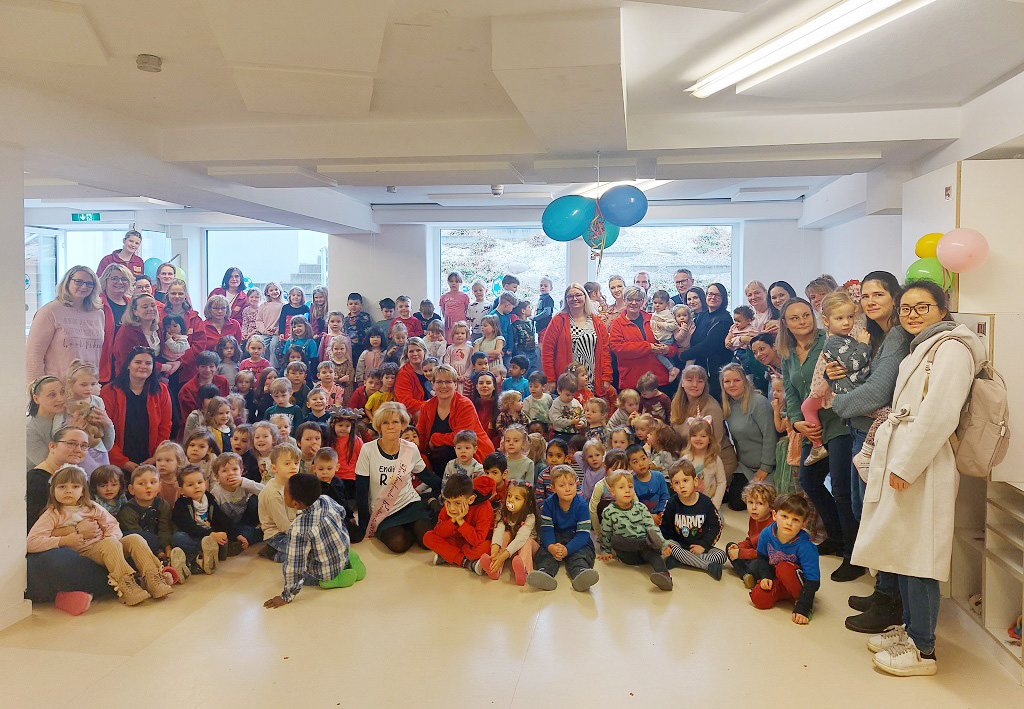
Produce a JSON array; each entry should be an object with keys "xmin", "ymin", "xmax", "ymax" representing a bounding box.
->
[
  {"xmin": 853, "ymin": 280, "xmax": 986, "ymax": 677},
  {"xmin": 609, "ymin": 286, "xmax": 674, "ymax": 392},
  {"xmin": 417, "ymin": 364, "xmax": 494, "ymax": 475}
]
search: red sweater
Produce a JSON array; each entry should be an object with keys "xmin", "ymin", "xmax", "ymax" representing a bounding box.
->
[
  {"xmin": 333, "ymin": 436, "xmax": 363, "ymax": 481},
  {"xmin": 99, "ymin": 293, "xmax": 130, "ymax": 383},
  {"xmin": 193, "ymin": 318, "xmax": 243, "ymax": 354},
  {"xmin": 101, "ymin": 382, "xmax": 173, "ymax": 467},
  {"xmin": 394, "ymin": 362, "xmax": 429, "ymax": 418},
  {"xmin": 431, "ymin": 476, "xmax": 495, "ymax": 546},
  {"xmin": 177, "ymin": 374, "xmax": 230, "ymax": 418},
  {"xmin": 735, "ymin": 514, "xmax": 775, "ymax": 560},
  {"xmin": 389, "ymin": 316, "xmax": 423, "ymax": 338},
  {"xmin": 416, "ymin": 393, "xmax": 495, "ymax": 462},
  {"xmin": 97, "ymin": 251, "xmax": 144, "ymax": 280},
  {"xmin": 541, "ymin": 313, "xmax": 613, "ymax": 397},
  {"xmin": 608, "ymin": 310, "xmax": 676, "ymax": 389},
  {"xmin": 111, "ymin": 324, "xmax": 157, "ymax": 379}
]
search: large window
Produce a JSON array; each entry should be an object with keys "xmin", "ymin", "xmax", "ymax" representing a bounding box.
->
[
  {"xmin": 597, "ymin": 225, "xmax": 733, "ymax": 301},
  {"xmin": 207, "ymin": 230, "xmax": 327, "ymax": 300},
  {"xmin": 65, "ymin": 229, "xmax": 171, "ymax": 274},
  {"xmin": 440, "ymin": 228, "xmax": 567, "ymax": 305},
  {"xmin": 25, "ymin": 230, "xmax": 58, "ymax": 334}
]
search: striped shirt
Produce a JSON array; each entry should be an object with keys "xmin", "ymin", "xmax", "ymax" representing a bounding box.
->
[
  {"xmin": 280, "ymin": 496, "xmax": 350, "ymax": 602},
  {"xmin": 569, "ymin": 319, "xmax": 597, "ymax": 387}
]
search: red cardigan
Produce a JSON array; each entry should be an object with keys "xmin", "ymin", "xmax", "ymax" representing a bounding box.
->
[
  {"xmin": 608, "ymin": 310, "xmax": 676, "ymax": 389},
  {"xmin": 541, "ymin": 313, "xmax": 613, "ymax": 396},
  {"xmin": 417, "ymin": 393, "xmax": 495, "ymax": 462},
  {"xmin": 111, "ymin": 324, "xmax": 158, "ymax": 379},
  {"xmin": 394, "ymin": 362, "xmax": 429, "ymax": 418},
  {"xmin": 208, "ymin": 287, "xmax": 247, "ymax": 323},
  {"xmin": 99, "ymin": 293, "xmax": 130, "ymax": 383},
  {"xmin": 101, "ymin": 381, "xmax": 173, "ymax": 467},
  {"xmin": 193, "ymin": 318, "xmax": 243, "ymax": 354},
  {"xmin": 177, "ymin": 374, "xmax": 230, "ymax": 418}
]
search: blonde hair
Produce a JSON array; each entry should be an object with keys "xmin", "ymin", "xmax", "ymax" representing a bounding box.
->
[
  {"xmin": 204, "ymin": 294, "xmax": 229, "ymax": 320},
  {"xmin": 263, "ymin": 282, "xmax": 284, "ymax": 302},
  {"xmin": 672, "ymin": 304, "xmax": 693, "ymax": 323},
  {"xmin": 65, "ymin": 359, "xmax": 99, "ymax": 389},
  {"xmin": 683, "ymin": 419, "xmax": 720, "ymax": 466},
  {"xmin": 99, "ymin": 263, "xmax": 133, "ymax": 293},
  {"xmin": 372, "ymin": 401, "xmax": 411, "ymax": 432},
  {"xmin": 269, "ymin": 377, "xmax": 291, "ymax": 396},
  {"xmin": 527, "ymin": 432, "xmax": 546, "ymax": 463},
  {"xmin": 154, "ymin": 440, "xmax": 186, "ymax": 466},
  {"xmin": 582, "ymin": 438, "xmax": 606, "ymax": 461},
  {"xmin": 498, "ymin": 389, "xmax": 522, "ymax": 412},
  {"xmin": 820, "ymin": 289, "xmax": 856, "ymax": 319},
  {"xmin": 548, "ymin": 464, "xmax": 577, "ymax": 485},
  {"xmin": 719, "ymin": 363, "xmax": 754, "ymax": 418},
  {"xmin": 56, "ymin": 266, "xmax": 102, "ymax": 310},
  {"xmin": 616, "ymin": 389, "xmax": 640, "ymax": 406},
  {"xmin": 559, "ymin": 282, "xmax": 600, "ymax": 317},
  {"xmin": 669, "ymin": 365, "xmax": 714, "ymax": 426},
  {"xmin": 605, "ymin": 469, "xmax": 633, "ymax": 489},
  {"xmin": 450, "ymin": 321, "xmax": 470, "ymax": 341}
]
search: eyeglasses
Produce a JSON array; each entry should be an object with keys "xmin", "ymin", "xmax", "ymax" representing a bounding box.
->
[
  {"xmin": 59, "ymin": 440, "xmax": 90, "ymax": 450},
  {"xmin": 899, "ymin": 303, "xmax": 937, "ymax": 317},
  {"xmin": 706, "ymin": 291, "xmax": 722, "ymax": 299},
  {"xmin": 210, "ymin": 305, "xmax": 228, "ymax": 311},
  {"xmin": 625, "ymin": 297, "xmax": 644, "ymax": 304},
  {"xmin": 70, "ymin": 278, "xmax": 95, "ymax": 289},
  {"xmin": 109, "ymin": 277, "xmax": 131, "ymax": 284}
]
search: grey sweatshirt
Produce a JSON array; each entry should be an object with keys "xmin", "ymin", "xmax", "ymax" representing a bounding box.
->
[
  {"xmin": 831, "ymin": 326, "xmax": 911, "ymax": 432},
  {"xmin": 725, "ymin": 393, "xmax": 778, "ymax": 474}
]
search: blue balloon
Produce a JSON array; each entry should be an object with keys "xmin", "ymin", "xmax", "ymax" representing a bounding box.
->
[
  {"xmin": 584, "ymin": 220, "xmax": 619, "ymax": 249},
  {"xmin": 542, "ymin": 195, "xmax": 596, "ymax": 241},
  {"xmin": 599, "ymin": 185, "xmax": 648, "ymax": 227},
  {"xmin": 143, "ymin": 257, "xmax": 161, "ymax": 280}
]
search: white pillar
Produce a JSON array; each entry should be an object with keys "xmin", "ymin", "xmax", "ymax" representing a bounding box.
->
[
  {"xmin": 567, "ymin": 237, "xmax": 590, "ymax": 287},
  {"xmin": 1, "ymin": 144, "xmax": 31, "ymax": 629}
]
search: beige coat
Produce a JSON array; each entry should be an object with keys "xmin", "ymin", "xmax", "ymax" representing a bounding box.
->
[{"xmin": 852, "ymin": 324, "xmax": 985, "ymax": 582}]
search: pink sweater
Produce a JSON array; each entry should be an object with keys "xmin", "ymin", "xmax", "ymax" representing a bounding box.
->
[
  {"xmin": 26, "ymin": 300, "xmax": 106, "ymax": 380},
  {"xmin": 27, "ymin": 503, "xmax": 122, "ymax": 552},
  {"xmin": 255, "ymin": 301, "xmax": 285, "ymax": 335}
]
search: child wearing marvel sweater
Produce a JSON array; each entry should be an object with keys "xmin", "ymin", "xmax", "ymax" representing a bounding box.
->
[
  {"xmin": 28, "ymin": 465, "xmax": 173, "ymax": 608},
  {"xmin": 725, "ymin": 480, "xmax": 777, "ymax": 587},
  {"xmin": 748, "ymin": 493, "xmax": 820, "ymax": 624},
  {"xmin": 527, "ymin": 465, "xmax": 600, "ymax": 592},
  {"xmin": 660, "ymin": 460, "xmax": 727, "ymax": 580},
  {"xmin": 598, "ymin": 470, "xmax": 673, "ymax": 591},
  {"xmin": 423, "ymin": 473, "xmax": 495, "ymax": 571}
]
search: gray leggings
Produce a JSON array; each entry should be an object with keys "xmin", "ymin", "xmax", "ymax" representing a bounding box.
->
[{"xmin": 666, "ymin": 539, "xmax": 727, "ymax": 570}]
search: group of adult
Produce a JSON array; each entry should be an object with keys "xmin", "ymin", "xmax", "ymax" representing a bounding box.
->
[{"xmin": 24, "ymin": 231, "xmax": 982, "ymax": 674}]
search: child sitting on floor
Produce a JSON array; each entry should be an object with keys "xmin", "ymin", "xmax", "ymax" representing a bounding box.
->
[
  {"xmin": 681, "ymin": 417, "xmax": 726, "ymax": 509},
  {"xmin": 210, "ymin": 452, "xmax": 265, "ymax": 547},
  {"xmin": 116, "ymin": 465, "xmax": 176, "ymax": 564},
  {"xmin": 627, "ymin": 444, "xmax": 669, "ymax": 524},
  {"xmin": 258, "ymin": 443, "xmax": 300, "ymax": 562},
  {"xmin": 660, "ymin": 460, "xmax": 727, "ymax": 580},
  {"xmin": 748, "ymin": 493, "xmax": 820, "ymax": 625},
  {"xmin": 502, "ymin": 424, "xmax": 534, "ymax": 482},
  {"xmin": 524, "ymin": 371, "xmax": 552, "ymax": 424},
  {"xmin": 607, "ymin": 389, "xmax": 640, "ymax": 430},
  {"xmin": 479, "ymin": 481, "xmax": 538, "ymax": 585},
  {"xmin": 647, "ymin": 422, "xmax": 683, "ymax": 473},
  {"xmin": 423, "ymin": 473, "xmax": 495, "ymax": 571},
  {"xmin": 527, "ymin": 465, "xmax": 600, "ymax": 593},
  {"xmin": 726, "ymin": 480, "xmax": 777, "ymax": 588},
  {"xmin": 597, "ymin": 470, "xmax": 672, "ymax": 591},
  {"xmin": 263, "ymin": 473, "xmax": 365, "ymax": 608},
  {"xmin": 534, "ymin": 438, "xmax": 570, "ymax": 508},
  {"xmin": 172, "ymin": 464, "xmax": 245, "ymax": 575},
  {"xmin": 441, "ymin": 430, "xmax": 484, "ymax": 489}
]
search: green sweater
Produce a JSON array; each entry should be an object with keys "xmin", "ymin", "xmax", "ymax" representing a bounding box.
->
[
  {"xmin": 600, "ymin": 498, "xmax": 662, "ymax": 554},
  {"xmin": 782, "ymin": 330, "xmax": 848, "ymax": 446},
  {"xmin": 116, "ymin": 497, "xmax": 174, "ymax": 549}
]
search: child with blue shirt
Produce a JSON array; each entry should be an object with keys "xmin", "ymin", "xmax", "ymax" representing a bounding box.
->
[
  {"xmin": 501, "ymin": 355, "xmax": 531, "ymax": 400},
  {"xmin": 490, "ymin": 292, "xmax": 517, "ymax": 367},
  {"xmin": 527, "ymin": 465, "xmax": 599, "ymax": 592},
  {"xmin": 748, "ymin": 493, "xmax": 820, "ymax": 624},
  {"xmin": 626, "ymin": 444, "xmax": 669, "ymax": 523}
]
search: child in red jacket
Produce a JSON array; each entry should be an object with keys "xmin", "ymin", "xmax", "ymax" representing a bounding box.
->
[
  {"xmin": 423, "ymin": 473, "xmax": 495, "ymax": 571},
  {"xmin": 725, "ymin": 480, "xmax": 777, "ymax": 588}
]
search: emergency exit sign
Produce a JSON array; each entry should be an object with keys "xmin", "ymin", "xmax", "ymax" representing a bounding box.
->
[{"xmin": 71, "ymin": 213, "xmax": 101, "ymax": 222}]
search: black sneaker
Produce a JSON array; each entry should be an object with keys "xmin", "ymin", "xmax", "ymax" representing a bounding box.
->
[
  {"xmin": 831, "ymin": 559, "xmax": 866, "ymax": 582},
  {"xmin": 849, "ymin": 589, "xmax": 888, "ymax": 612},
  {"xmin": 224, "ymin": 540, "xmax": 244, "ymax": 558},
  {"xmin": 845, "ymin": 598, "xmax": 904, "ymax": 634},
  {"xmin": 258, "ymin": 544, "xmax": 278, "ymax": 560},
  {"xmin": 706, "ymin": 562, "xmax": 723, "ymax": 581}
]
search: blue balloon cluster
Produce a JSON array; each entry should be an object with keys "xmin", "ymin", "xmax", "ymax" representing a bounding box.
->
[{"xmin": 541, "ymin": 185, "xmax": 647, "ymax": 247}]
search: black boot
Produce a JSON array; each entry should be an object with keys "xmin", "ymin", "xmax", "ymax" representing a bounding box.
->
[
  {"xmin": 815, "ymin": 538, "xmax": 844, "ymax": 558},
  {"xmin": 845, "ymin": 595, "xmax": 903, "ymax": 633},
  {"xmin": 830, "ymin": 558, "xmax": 866, "ymax": 582},
  {"xmin": 725, "ymin": 475, "xmax": 747, "ymax": 511},
  {"xmin": 849, "ymin": 589, "xmax": 887, "ymax": 612}
]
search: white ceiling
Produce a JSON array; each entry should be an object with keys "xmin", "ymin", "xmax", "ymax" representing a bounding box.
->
[{"xmin": 4, "ymin": 0, "xmax": 1024, "ymax": 220}]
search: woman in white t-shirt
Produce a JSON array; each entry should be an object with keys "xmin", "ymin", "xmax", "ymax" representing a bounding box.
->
[{"xmin": 354, "ymin": 401, "xmax": 430, "ymax": 552}]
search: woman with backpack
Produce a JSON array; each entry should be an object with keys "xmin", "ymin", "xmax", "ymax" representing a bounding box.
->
[{"xmin": 852, "ymin": 280, "xmax": 987, "ymax": 678}]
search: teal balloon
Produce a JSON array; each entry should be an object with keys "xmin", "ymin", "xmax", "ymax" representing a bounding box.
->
[
  {"xmin": 599, "ymin": 185, "xmax": 648, "ymax": 227},
  {"xmin": 584, "ymin": 221, "xmax": 619, "ymax": 248},
  {"xmin": 542, "ymin": 196, "xmax": 596, "ymax": 241},
  {"xmin": 143, "ymin": 258, "xmax": 161, "ymax": 280},
  {"xmin": 906, "ymin": 257, "xmax": 949, "ymax": 287}
]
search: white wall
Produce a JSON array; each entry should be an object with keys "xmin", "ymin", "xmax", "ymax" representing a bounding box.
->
[
  {"xmin": 820, "ymin": 215, "xmax": 903, "ymax": 284},
  {"xmin": 741, "ymin": 220, "xmax": 822, "ymax": 296},
  {"xmin": 901, "ymin": 163, "xmax": 958, "ymax": 275}
]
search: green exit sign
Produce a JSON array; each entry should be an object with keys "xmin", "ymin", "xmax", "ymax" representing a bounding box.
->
[{"xmin": 71, "ymin": 213, "xmax": 101, "ymax": 222}]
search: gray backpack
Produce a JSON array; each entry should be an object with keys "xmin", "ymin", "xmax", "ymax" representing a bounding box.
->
[{"xmin": 924, "ymin": 335, "xmax": 1010, "ymax": 478}]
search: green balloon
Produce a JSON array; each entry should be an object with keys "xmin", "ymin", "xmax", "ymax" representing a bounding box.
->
[{"xmin": 906, "ymin": 257, "xmax": 951, "ymax": 288}]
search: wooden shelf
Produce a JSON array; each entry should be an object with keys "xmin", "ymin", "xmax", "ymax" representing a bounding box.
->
[
  {"xmin": 986, "ymin": 626, "xmax": 1023, "ymax": 665},
  {"xmin": 990, "ymin": 496, "xmax": 1024, "ymax": 525},
  {"xmin": 987, "ymin": 549, "xmax": 1024, "ymax": 583},
  {"xmin": 988, "ymin": 523, "xmax": 1024, "ymax": 552},
  {"xmin": 956, "ymin": 527, "xmax": 987, "ymax": 554}
]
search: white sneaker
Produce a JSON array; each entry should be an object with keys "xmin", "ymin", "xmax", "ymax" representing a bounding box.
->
[
  {"xmin": 872, "ymin": 639, "xmax": 937, "ymax": 677},
  {"xmin": 432, "ymin": 553, "xmax": 446, "ymax": 566},
  {"xmin": 867, "ymin": 625, "xmax": 909, "ymax": 653}
]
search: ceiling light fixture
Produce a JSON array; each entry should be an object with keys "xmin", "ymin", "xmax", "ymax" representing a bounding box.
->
[
  {"xmin": 686, "ymin": 0, "xmax": 937, "ymax": 98},
  {"xmin": 575, "ymin": 180, "xmax": 671, "ymax": 198}
]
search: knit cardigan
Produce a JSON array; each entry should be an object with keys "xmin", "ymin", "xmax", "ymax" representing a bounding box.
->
[
  {"xmin": 541, "ymin": 313, "xmax": 613, "ymax": 397},
  {"xmin": 416, "ymin": 392, "xmax": 495, "ymax": 462}
]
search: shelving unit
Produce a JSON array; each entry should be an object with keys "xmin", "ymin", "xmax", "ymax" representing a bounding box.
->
[{"xmin": 983, "ymin": 483, "xmax": 1024, "ymax": 681}]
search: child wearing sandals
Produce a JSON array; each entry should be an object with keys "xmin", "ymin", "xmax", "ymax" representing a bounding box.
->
[
  {"xmin": 27, "ymin": 465, "xmax": 173, "ymax": 609},
  {"xmin": 479, "ymin": 481, "xmax": 538, "ymax": 585},
  {"xmin": 264, "ymin": 473, "xmax": 365, "ymax": 608}
]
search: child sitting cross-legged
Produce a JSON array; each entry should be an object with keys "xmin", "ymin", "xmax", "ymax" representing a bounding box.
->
[
  {"xmin": 266, "ymin": 377, "xmax": 303, "ymax": 426},
  {"xmin": 626, "ymin": 444, "xmax": 669, "ymax": 525},
  {"xmin": 257, "ymin": 443, "xmax": 301, "ymax": 562},
  {"xmin": 423, "ymin": 472, "xmax": 496, "ymax": 571},
  {"xmin": 527, "ymin": 464, "xmax": 600, "ymax": 592},
  {"xmin": 533, "ymin": 438, "xmax": 570, "ymax": 509},
  {"xmin": 597, "ymin": 470, "xmax": 673, "ymax": 591},
  {"xmin": 263, "ymin": 473, "xmax": 366, "ymax": 608},
  {"xmin": 747, "ymin": 492, "xmax": 820, "ymax": 625},
  {"xmin": 209, "ymin": 452, "xmax": 265, "ymax": 548},
  {"xmin": 172, "ymin": 464, "xmax": 245, "ymax": 575},
  {"xmin": 479, "ymin": 481, "xmax": 538, "ymax": 585},
  {"xmin": 28, "ymin": 465, "xmax": 173, "ymax": 609},
  {"xmin": 660, "ymin": 460, "xmax": 727, "ymax": 581},
  {"xmin": 116, "ymin": 464, "xmax": 182, "ymax": 581},
  {"xmin": 442, "ymin": 430, "xmax": 484, "ymax": 488},
  {"xmin": 725, "ymin": 480, "xmax": 777, "ymax": 588},
  {"xmin": 311, "ymin": 447, "xmax": 349, "ymax": 513}
]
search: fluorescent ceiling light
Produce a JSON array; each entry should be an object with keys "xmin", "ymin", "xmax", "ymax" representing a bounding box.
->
[
  {"xmin": 686, "ymin": 0, "xmax": 938, "ymax": 98},
  {"xmin": 575, "ymin": 180, "xmax": 671, "ymax": 198}
]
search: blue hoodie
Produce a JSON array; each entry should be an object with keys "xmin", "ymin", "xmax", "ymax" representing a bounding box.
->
[{"xmin": 756, "ymin": 522, "xmax": 820, "ymax": 617}]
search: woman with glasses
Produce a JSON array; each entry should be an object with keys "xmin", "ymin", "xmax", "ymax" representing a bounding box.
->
[
  {"xmin": 416, "ymin": 364, "xmax": 494, "ymax": 480},
  {"xmin": 541, "ymin": 283, "xmax": 614, "ymax": 400},
  {"xmin": 98, "ymin": 264, "xmax": 134, "ymax": 384},
  {"xmin": 852, "ymin": 280, "xmax": 986, "ymax": 678},
  {"xmin": 608, "ymin": 286, "xmax": 675, "ymax": 393},
  {"xmin": 209, "ymin": 267, "xmax": 248, "ymax": 323},
  {"xmin": 101, "ymin": 346, "xmax": 172, "ymax": 472},
  {"xmin": 676, "ymin": 282, "xmax": 732, "ymax": 400},
  {"xmin": 111, "ymin": 294, "xmax": 162, "ymax": 378},
  {"xmin": 194, "ymin": 294, "xmax": 243, "ymax": 353},
  {"xmin": 27, "ymin": 266, "xmax": 106, "ymax": 381}
]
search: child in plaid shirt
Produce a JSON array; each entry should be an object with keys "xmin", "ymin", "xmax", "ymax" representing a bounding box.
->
[{"xmin": 263, "ymin": 474, "xmax": 366, "ymax": 608}]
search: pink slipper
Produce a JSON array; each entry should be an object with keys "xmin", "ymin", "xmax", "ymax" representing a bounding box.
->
[
  {"xmin": 163, "ymin": 566, "xmax": 180, "ymax": 585},
  {"xmin": 54, "ymin": 591, "xmax": 92, "ymax": 616},
  {"xmin": 512, "ymin": 556, "xmax": 527, "ymax": 586},
  {"xmin": 480, "ymin": 553, "xmax": 500, "ymax": 580}
]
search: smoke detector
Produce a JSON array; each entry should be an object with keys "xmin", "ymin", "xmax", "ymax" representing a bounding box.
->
[{"xmin": 136, "ymin": 54, "xmax": 162, "ymax": 73}]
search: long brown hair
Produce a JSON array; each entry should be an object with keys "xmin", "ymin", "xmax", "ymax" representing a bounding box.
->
[
  {"xmin": 48, "ymin": 465, "xmax": 93, "ymax": 511},
  {"xmin": 670, "ymin": 365, "xmax": 714, "ymax": 425},
  {"xmin": 775, "ymin": 298, "xmax": 818, "ymax": 359}
]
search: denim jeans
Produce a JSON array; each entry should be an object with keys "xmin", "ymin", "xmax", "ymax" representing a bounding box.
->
[
  {"xmin": 25, "ymin": 548, "xmax": 114, "ymax": 603},
  {"xmin": 898, "ymin": 574, "xmax": 940, "ymax": 654},
  {"xmin": 265, "ymin": 531, "xmax": 289, "ymax": 562},
  {"xmin": 799, "ymin": 435, "xmax": 857, "ymax": 557},
  {"xmin": 850, "ymin": 427, "xmax": 867, "ymax": 520},
  {"xmin": 171, "ymin": 531, "xmax": 201, "ymax": 560}
]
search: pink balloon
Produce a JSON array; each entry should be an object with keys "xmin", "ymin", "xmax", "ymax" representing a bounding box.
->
[{"xmin": 936, "ymin": 228, "xmax": 989, "ymax": 273}]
